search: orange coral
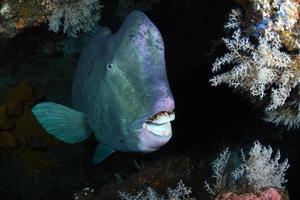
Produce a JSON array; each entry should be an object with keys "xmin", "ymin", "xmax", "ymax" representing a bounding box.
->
[
  {"xmin": 0, "ymin": 80, "xmax": 62, "ymax": 175},
  {"xmin": 15, "ymin": 18, "xmax": 25, "ymax": 30}
]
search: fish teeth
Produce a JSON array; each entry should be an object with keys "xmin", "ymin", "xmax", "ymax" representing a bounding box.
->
[
  {"xmin": 143, "ymin": 110, "xmax": 175, "ymax": 137},
  {"xmin": 144, "ymin": 122, "xmax": 172, "ymax": 137},
  {"xmin": 151, "ymin": 113, "xmax": 175, "ymax": 124},
  {"xmin": 146, "ymin": 110, "xmax": 175, "ymax": 124}
]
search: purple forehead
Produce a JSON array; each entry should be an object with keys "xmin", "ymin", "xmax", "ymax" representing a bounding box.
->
[
  {"xmin": 117, "ymin": 11, "xmax": 165, "ymax": 69},
  {"xmin": 131, "ymin": 17, "xmax": 165, "ymax": 57},
  {"xmin": 130, "ymin": 15, "xmax": 166, "ymax": 79}
]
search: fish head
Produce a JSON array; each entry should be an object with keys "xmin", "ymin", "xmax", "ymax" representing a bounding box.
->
[{"xmin": 94, "ymin": 11, "xmax": 175, "ymax": 152}]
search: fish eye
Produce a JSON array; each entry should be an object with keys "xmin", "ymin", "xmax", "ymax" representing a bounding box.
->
[{"xmin": 106, "ymin": 63, "xmax": 114, "ymax": 70}]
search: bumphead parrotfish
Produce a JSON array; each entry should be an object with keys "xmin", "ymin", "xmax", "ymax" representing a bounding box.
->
[{"xmin": 32, "ymin": 11, "xmax": 175, "ymax": 163}]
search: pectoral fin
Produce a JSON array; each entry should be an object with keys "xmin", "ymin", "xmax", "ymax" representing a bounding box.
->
[
  {"xmin": 32, "ymin": 102, "xmax": 92, "ymax": 143},
  {"xmin": 93, "ymin": 144, "xmax": 115, "ymax": 164}
]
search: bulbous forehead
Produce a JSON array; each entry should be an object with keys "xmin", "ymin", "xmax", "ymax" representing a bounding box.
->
[{"xmin": 108, "ymin": 11, "xmax": 166, "ymax": 78}]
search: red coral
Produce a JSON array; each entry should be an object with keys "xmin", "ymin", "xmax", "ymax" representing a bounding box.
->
[{"xmin": 215, "ymin": 188, "xmax": 282, "ymax": 200}]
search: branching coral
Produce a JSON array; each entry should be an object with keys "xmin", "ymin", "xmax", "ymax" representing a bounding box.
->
[
  {"xmin": 0, "ymin": 0, "xmax": 49, "ymax": 38},
  {"xmin": 119, "ymin": 180, "xmax": 195, "ymax": 200},
  {"xmin": 263, "ymin": 91, "xmax": 300, "ymax": 130},
  {"xmin": 232, "ymin": 141, "xmax": 289, "ymax": 190},
  {"xmin": 210, "ymin": 0, "xmax": 299, "ymax": 124},
  {"xmin": 47, "ymin": 0, "xmax": 102, "ymax": 37},
  {"xmin": 210, "ymin": 0, "xmax": 299, "ymax": 111},
  {"xmin": 204, "ymin": 148, "xmax": 231, "ymax": 196},
  {"xmin": 204, "ymin": 141, "xmax": 289, "ymax": 198},
  {"xmin": 0, "ymin": 0, "xmax": 102, "ymax": 38}
]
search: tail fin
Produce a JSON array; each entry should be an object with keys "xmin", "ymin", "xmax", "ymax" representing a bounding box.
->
[{"xmin": 32, "ymin": 102, "xmax": 92, "ymax": 143}]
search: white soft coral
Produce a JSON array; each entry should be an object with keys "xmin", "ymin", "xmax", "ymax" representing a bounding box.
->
[
  {"xmin": 210, "ymin": 0, "xmax": 299, "ymax": 111},
  {"xmin": 205, "ymin": 141, "xmax": 290, "ymax": 196}
]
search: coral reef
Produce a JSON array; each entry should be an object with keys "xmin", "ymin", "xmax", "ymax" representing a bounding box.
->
[
  {"xmin": 0, "ymin": 0, "xmax": 102, "ymax": 38},
  {"xmin": 263, "ymin": 94, "xmax": 300, "ymax": 130},
  {"xmin": 95, "ymin": 155, "xmax": 194, "ymax": 199},
  {"xmin": 204, "ymin": 141, "xmax": 289, "ymax": 200},
  {"xmin": 0, "ymin": 80, "xmax": 62, "ymax": 174},
  {"xmin": 119, "ymin": 180, "xmax": 195, "ymax": 200},
  {"xmin": 0, "ymin": 0, "xmax": 165, "ymax": 39},
  {"xmin": 47, "ymin": 0, "xmax": 102, "ymax": 37},
  {"xmin": 0, "ymin": 0, "xmax": 48, "ymax": 38},
  {"xmin": 0, "ymin": 80, "xmax": 39, "ymax": 134},
  {"xmin": 209, "ymin": 0, "xmax": 299, "ymax": 128},
  {"xmin": 0, "ymin": 81, "xmax": 96, "ymax": 199},
  {"xmin": 214, "ymin": 188, "xmax": 283, "ymax": 200}
]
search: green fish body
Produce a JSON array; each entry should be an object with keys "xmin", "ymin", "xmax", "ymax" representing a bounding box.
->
[{"xmin": 32, "ymin": 11, "xmax": 175, "ymax": 163}]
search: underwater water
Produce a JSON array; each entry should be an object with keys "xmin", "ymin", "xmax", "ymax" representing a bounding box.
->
[{"xmin": 0, "ymin": 0, "xmax": 299, "ymax": 199}]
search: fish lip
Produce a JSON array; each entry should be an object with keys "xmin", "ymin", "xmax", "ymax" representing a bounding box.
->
[
  {"xmin": 145, "ymin": 109, "xmax": 175, "ymax": 124},
  {"xmin": 143, "ymin": 109, "xmax": 175, "ymax": 137}
]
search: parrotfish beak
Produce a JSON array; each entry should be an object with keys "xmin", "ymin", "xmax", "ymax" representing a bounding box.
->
[
  {"xmin": 138, "ymin": 96, "xmax": 175, "ymax": 152},
  {"xmin": 143, "ymin": 109, "xmax": 175, "ymax": 137}
]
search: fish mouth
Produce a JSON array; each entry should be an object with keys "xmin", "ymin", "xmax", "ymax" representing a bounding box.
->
[{"xmin": 143, "ymin": 109, "xmax": 175, "ymax": 137}]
